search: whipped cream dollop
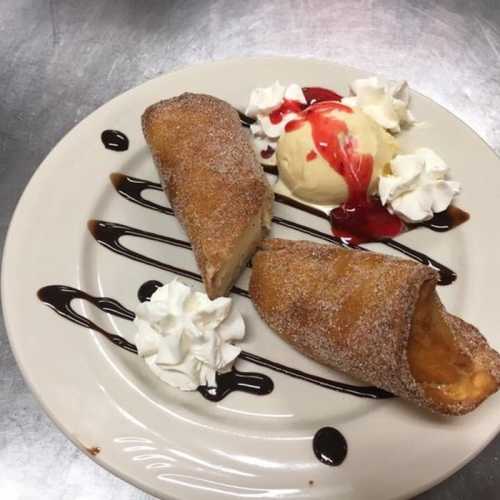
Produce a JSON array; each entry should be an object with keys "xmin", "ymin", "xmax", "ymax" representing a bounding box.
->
[
  {"xmin": 246, "ymin": 81, "xmax": 306, "ymax": 165},
  {"xmin": 342, "ymin": 77, "xmax": 415, "ymax": 134},
  {"xmin": 379, "ymin": 148, "xmax": 460, "ymax": 222},
  {"xmin": 134, "ymin": 279, "xmax": 245, "ymax": 391}
]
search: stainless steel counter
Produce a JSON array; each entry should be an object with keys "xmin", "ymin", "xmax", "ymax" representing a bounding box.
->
[{"xmin": 1, "ymin": 1, "xmax": 499, "ymax": 498}]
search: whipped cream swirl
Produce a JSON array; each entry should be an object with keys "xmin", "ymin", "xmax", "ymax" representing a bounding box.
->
[
  {"xmin": 134, "ymin": 279, "xmax": 245, "ymax": 391},
  {"xmin": 246, "ymin": 81, "xmax": 306, "ymax": 166},
  {"xmin": 379, "ymin": 148, "xmax": 460, "ymax": 223},
  {"xmin": 342, "ymin": 77, "xmax": 415, "ymax": 133}
]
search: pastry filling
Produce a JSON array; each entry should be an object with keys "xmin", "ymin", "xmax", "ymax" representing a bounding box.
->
[
  {"xmin": 408, "ymin": 280, "xmax": 497, "ymax": 407},
  {"xmin": 212, "ymin": 207, "xmax": 270, "ymax": 296}
]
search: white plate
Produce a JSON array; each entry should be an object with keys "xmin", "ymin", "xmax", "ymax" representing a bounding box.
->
[{"xmin": 3, "ymin": 57, "xmax": 500, "ymax": 500}]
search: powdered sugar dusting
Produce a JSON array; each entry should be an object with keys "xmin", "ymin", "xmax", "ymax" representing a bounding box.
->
[{"xmin": 142, "ymin": 93, "xmax": 273, "ymax": 297}]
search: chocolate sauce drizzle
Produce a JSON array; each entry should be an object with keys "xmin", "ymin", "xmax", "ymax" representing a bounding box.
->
[
  {"xmin": 87, "ymin": 219, "xmax": 249, "ymax": 298},
  {"xmin": 37, "ymin": 284, "xmax": 271, "ymax": 402},
  {"xmin": 38, "ymin": 283, "xmax": 391, "ymax": 401},
  {"xmin": 37, "ymin": 285, "xmax": 137, "ymax": 353},
  {"xmin": 239, "ymin": 351, "xmax": 393, "ymax": 399},
  {"xmin": 417, "ymin": 205, "xmax": 470, "ymax": 232},
  {"xmin": 313, "ymin": 427, "xmax": 348, "ymax": 466},
  {"xmin": 383, "ymin": 239, "xmax": 456, "ymax": 285},
  {"xmin": 273, "ymin": 192, "xmax": 457, "ymax": 285},
  {"xmin": 262, "ymin": 165, "xmax": 279, "ymax": 176},
  {"xmin": 238, "ymin": 111, "xmax": 255, "ymax": 128},
  {"xmin": 110, "ymin": 173, "xmax": 169, "ymax": 215},
  {"xmin": 111, "ymin": 173, "xmax": 345, "ymax": 248},
  {"xmin": 275, "ymin": 190, "xmax": 469, "ymax": 236},
  {"xmin": 198, "ymin": 370, "xmax": 274, "ymax": 402},
  {"xmin": 101, "ymin": 130, "xmax": 129, "ymax": 152},
  {"xmin": 110, "ymin": 173, "xmax": 456, "ymax": 285}
]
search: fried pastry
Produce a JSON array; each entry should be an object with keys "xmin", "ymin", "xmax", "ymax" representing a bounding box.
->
[
  {"xmin": 143, "ymin": 93, "xmax": 273, "ymax": 298},
  {"xmin": 249, "ymin": 239, "xmax": 500, "ymax": 415}
]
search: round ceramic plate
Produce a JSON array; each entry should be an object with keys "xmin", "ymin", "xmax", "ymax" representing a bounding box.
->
[{"xmin": 3, "ymin": 57, "xmax": 500, "ymax": 500}]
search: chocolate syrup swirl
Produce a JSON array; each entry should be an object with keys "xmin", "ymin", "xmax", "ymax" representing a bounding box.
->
[
  {"xmin": 110, "ymin": 173, "xmax": 457, "ymax": 285},
  {"xmin": 101, "ymin": 130, "xmax": 129, "ymax": 151},
  {"xmin": 280, "ymin": 192, "xmax": 469, "ymax": 237},
  {"xmin": 87, "ymin": 219, "xmax": 249, "ymax": 298},
  {"xmin": 238, "ymin": 111, "xmax": 255, "ymax": 128},
  {"xmin": 37, "ymin": 284, "xmax": 270, "ymax": 401},
  {"xmin": 37, "ymin": 285, "xmax": 137, "ymax": 353},
  {"xmin": 313, "ymin": 427, "xmax": 348, "ymax": 466},
  {"xmin": 274, "ymin": 193, "xmax": 457, "ymax": 284},
  {"xmin": 198, "ymin": 370, "xmax": 274, "ymax": 402},
  {"xmin": 111, "ymin": 174, "xmax": 346, "ymax": 249},
  {"xmin": 110, "ymin": 173, "xmax": 169, "ymax": 215},
  {"xmin": 275, "ymin": 182, "xmax": 469, "ymax": 235},
  {"xmin": 239, "ymin": 350, "xmax": 393, "ymax": 399},
  {"xmin": 383, "ymin": 239, "xmax": 456, "ymax": 285},
  {"xmin": 108, "ymin": 173, "xmax": 458, "ymax": 286},
  {"xmin": 417, "ymin": 205, "xmax": 470, "ymax": 232},
  {"xmin": 39, "ymin": 283, "xmax": 388, "ymax": 403},
  {"xmin": 262, "ymin": 165, "xmax": 279, "ymax": 176},
  {"xmin": 269, "ymin": 166, "xmax": 469, "ymax": 232}
]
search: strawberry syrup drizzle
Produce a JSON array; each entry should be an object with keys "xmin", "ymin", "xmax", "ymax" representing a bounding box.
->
[
  {"xmin": 302, "ymin": 87, "xmax": 343, "ymax": 105},
  {"xmin": 259, "ymin": 87, "xmax": 343, "ymax": 160},
  {"xmin": 269, "ymin": 99, "xmax": 304, "ymax": 124},
  {"xmin": 285, "ymin": 101, "xmax": 404, "ymax": 244}
]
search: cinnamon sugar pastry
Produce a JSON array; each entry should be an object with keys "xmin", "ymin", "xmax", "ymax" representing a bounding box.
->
[
  {"xmin": 250, "ymin": 239, "xmax": 500, "ymax": 415},
  {"xmin": 143, "ymin": 93, "xmax": 273, "ymax": 298}
]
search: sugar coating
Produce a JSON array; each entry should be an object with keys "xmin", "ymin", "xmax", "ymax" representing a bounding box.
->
[
  {"xmin": 142, "ymin": 93, "xmax": 273, "ymax": 296},
  {"xmin": 250, "ymin": 239, "xmax": 500, "ymax": 415}
]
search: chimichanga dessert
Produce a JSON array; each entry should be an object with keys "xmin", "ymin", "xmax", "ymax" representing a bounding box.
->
[
  {"xmin": 249, "ymin": 239, "xmax": 500, "ymax": 415},
  {"xmin": 143, "ymin": 93, "xmax": 273, "ymax": 299}
]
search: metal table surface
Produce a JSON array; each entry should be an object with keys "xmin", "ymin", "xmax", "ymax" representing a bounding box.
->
[{"xmin": 1, "ymin": 1, "xmax": 499, "ymax": 498}]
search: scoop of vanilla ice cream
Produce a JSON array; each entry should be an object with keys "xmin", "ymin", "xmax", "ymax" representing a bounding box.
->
[{"xmin": 276, "ymin": 106, "xmax": 398, "ymax": 205}]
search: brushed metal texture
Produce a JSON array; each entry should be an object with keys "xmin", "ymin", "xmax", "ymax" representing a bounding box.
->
[{"xmin": 1, "ymin": 1, "xmax": 499, "ymax": 498}]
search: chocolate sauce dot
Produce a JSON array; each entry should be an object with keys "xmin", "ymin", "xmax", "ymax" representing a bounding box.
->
[
  {"xmin": 138, "ymin": 280, "xmax": 163, "ymax": 302},
  {"xmin": 313, "ymin": 427, "xmax": 348, "ymax": 466},
  {"xmin": 101, "ymin": 130, "xmax": 129, "ymax": 151}
]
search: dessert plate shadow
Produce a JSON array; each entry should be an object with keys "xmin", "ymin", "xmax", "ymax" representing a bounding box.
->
[{"xmin": 3, "ymin": 57, "xmax": 500, "ymax": 500}]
